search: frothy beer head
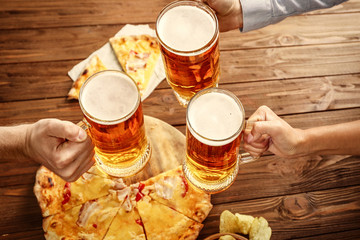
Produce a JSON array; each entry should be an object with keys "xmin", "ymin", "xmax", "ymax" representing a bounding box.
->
[
  {"xmin": 157, "ymin": 2, "xmax": 217, "ymax": 53},
  {"xmin": 187, "ymin": 89, "xmax": 244, "ymax": 146},
  {"xmin": 80, "ymin": 71, "xmax": 140, "ymax": 124}
]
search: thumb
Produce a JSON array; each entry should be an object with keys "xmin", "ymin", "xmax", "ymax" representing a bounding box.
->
[
  {"xmin": 47, "ymin": 120, "xmax": 87, "ymax": 142},
  {"xmin": 251, "ymin": 121, "xmax": 276, "ymax": 142}
]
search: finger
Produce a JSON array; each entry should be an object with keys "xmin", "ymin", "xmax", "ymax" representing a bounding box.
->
[
  {"xmin": 247, "ymin": 138, "xmax": 269, "ymax": 149},
  {"xmin": 46, "ymin": 119, "xmax": 87, "ymax": 143},
  {"xmin": 248, "ymin": 105, "xmax": 279, "ymax": 123},
  {"xmin": 251, "ymin": 120, "xmax": 280, "ymax": 142},
  {"xmin": 55, "ymin": 138, "xmax": 94, "ymax": 169},
  {"xmin": 243, "ymin": 142, "xmax": 267, "ymax": 155},
  {"xmin": 56, "ymin": 141, "xmax": 95, "ymax": 181}
]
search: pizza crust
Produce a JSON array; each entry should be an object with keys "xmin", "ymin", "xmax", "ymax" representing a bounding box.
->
[{"xmin": 67, "ymin": 55, "xmax": 106, "ymax": 100}]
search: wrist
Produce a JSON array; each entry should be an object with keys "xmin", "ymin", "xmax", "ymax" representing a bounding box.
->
[
  {"xmin": 23, "ymin": 124, "xmax": 33, "ymax": 161},
  {"xmin": 292, "ymin": 128, "xmax": 309, "ymax": 157}
]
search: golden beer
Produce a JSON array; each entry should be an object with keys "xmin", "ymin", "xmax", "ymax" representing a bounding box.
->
[
  {"xmin": 156, "ymin": 0, "xmax": 220, "ymax": 107},
  {"xmin": 183, "ymin": 88, "xmax": 245, "ymax": 193},
  {"xmin": 79, "ymin": 70, "xmax": 151, "ymax": 177}
]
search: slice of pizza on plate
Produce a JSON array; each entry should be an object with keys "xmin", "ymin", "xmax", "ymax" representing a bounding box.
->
[
  {"xmin": 43, "ymin": 192, "xmax": 120, "ymax": 240},
  {"xmin": 109, "ymin": 35, "xmax": 160, "ymax": 94},
  {"xmin": 137, "ymin": 196, "xmax": 203, "ymax": 240},
  {"xmin": 67, "ymin": 54, "xmax": 107, "ymax": 100},
  {"xmin": 33, "ymin": 166, "xmax": 126, "ymax": 217},
  {"xmin": 142, "ymin": 166, "xmax": 213, "ymax": 223}
]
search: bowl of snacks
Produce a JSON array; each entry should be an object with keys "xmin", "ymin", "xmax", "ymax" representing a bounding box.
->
[
  {"xmin": 208, "ymin": 210, "xmax": 272, "ymax": 240},
  {"xmin": 204, "ymin": 232, "xmax": 248, "ymax": 240}
]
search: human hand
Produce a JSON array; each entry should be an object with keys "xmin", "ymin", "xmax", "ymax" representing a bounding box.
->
[
  {"xmin": 202, "ymin": 0, "xmax": 243, "ymax": 32},
  {"xmin": 243, "ymin": 106, "xmax": 306, "ymax": 158},
  {"xmin": 25, "ymin": 119, "xmax": 95, "ymax": 182}
]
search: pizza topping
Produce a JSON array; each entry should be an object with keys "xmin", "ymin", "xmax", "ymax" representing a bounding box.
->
[
  {"xmin": 77, "ymin": 200, "xmax": 100, "ymax": 227},
  {"xmin": 116, "ymin": 187, "xmax": 130, "ymax": 203},
  {"xmin": 135, "ymin": 192, "xmax": 144, "ymax": 202},
  {"xmin": 47, "ymin": 177, "xmax": 54, "ymax": 187},
  {"xmin": 92, "ymin": 223, "xmax": 97, "ymax": 228},
  {"xmin": 81, "ymin": 172, "xmax": 94, "ymax": 181},
  {"xmin": 180, "ymin": 175, "xmax": 189, "ymax": 198},
  {"xmin": 123, "ymin": 195, "xmax": 133, "ymax": 212},
  {"xmin": 62, "ymin": 182, "xmax": 71, "ymax": 205},
  {"xmin": 154, "ymin": 176, "xmax": 176, "ymax": 200},
  {"xmin": 113, "ymin": 178, "xmax": 127, "ymax": 190},
  {"xmin": 138, "ymin": 182, "xmax": 145, "ymax": 192},
  {"xmin": 135, "ymin": 218, "xmax": 143, "ymax": 227},
  {"xmin": 126, "ymin": 50, "xmax": 150, "ymax": 73}
]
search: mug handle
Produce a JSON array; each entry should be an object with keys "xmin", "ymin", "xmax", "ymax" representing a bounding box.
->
[
  {"xmin": 239, "ymin": 121, "xmax": 260, "ymax": 164},
  {"xmin": 77, "ymin": 118, "xmax": 91, "ymax": 132}
]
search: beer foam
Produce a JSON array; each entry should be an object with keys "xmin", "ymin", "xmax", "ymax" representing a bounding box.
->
[
  {"xmin": 187, "ymin": 92, "xmax": 243, "ymax": 146},
  {"xmin": 157, "ymin": 5, "xmax": 216, "ymax": 52},
  {"xmin": 80, "ymin": 71, "xmax": 139, "ymax": 123}
]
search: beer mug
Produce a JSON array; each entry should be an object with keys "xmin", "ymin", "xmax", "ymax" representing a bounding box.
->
[
  {"xmin": 183, "ymin": 88, "xmax": 258, "ymax": 193},
  {"xmin": 156, "ymin": 0, "xmax": 220, "ymax": 107},
  {"xmin": 78, "ymin": 70, "xmax": 151, "ymax": 177}
]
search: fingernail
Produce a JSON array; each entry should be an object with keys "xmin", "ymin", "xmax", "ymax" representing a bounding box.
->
[{"xmin": 78, "ymin": 129, "xmax": 87, "ymax": 141}]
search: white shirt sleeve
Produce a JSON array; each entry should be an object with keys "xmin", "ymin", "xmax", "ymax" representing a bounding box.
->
[{"xmin": 240, "ymin": 0, "xmax": 348, "ymax": 32}]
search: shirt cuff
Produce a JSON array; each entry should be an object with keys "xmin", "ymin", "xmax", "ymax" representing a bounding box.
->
[{"xmin": 240, "ymin": 0, "xmax": 272, "ymax": 32}]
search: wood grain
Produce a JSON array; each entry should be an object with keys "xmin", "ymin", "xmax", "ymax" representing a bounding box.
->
[
  {"xmin": 199, "ymin": 184, "xmax": 360, "ymax": 239},
  {"xmin": 123, "ymin": 115, "xmax": 185, "ymax": 185},
  {"xmin": 1, "ymin": 14, "xmax": 360, "ymax": 64},
  {"xmin": 0, "ymin": 0, "xmax": 358, "ymax": 30}
]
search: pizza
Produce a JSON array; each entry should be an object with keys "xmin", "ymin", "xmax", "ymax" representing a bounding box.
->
[
  {"xmin": 43, "ymin": 192, "xmax": 121, "ymax": 240},
  {"xmin": 109, "ymin": 35, "xmax": 160, "ymax": 93},
  {"xmin": 34, "ymin": 165, "xmax": 212, "ymax": 239},
  {"xmin": 67, "ymin": 54, "xmax": 107, "ymax": 100},
  {"xmin": 142, "ymin": 166, "xmax": 213, "ymax": 223},
  {"xmin": 34, "ymin": 166, "xmax": 126, "ymax": 217},
  {"xmin": 137, "ymin": 196, "xmax": 203, "ymax": 240}
]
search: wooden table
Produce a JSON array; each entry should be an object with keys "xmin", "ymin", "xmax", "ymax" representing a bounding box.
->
[{"xmin": 1, "ymin": 0, "xmax": 360, "ymax": 239}]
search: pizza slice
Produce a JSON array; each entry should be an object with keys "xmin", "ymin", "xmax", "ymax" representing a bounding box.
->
[
  {"xmin": 109, "ymin": 35, "xmax": 160, "ymax": 93},
  {"xmin": 67, "ymin": 54, "xmax": 107, "ymax": 100},
  {"xmin": 33, "ymin": 166, "xmax": 127, "ymax": 217},
  {"xmin": 142, "ymin": 166, "xmax": 213, "ymax": 223},
  {"xmin": 43, "ymin": 192, "xmax": 120, "ymax": 240},
  {"xmin": 137, "ymin": 196, "xmax": 203, "ymax": 240},
  {"xmin": 104, "ymin": 201, "xmax": 146, "ymax": 239}
]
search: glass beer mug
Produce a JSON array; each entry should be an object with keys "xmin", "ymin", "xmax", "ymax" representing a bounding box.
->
[
  {"xmin": 78, "ymin": 70, "xmax": 151, "ymax": 177},
  {"xmin": 183, "ymin": 88, "xmax": 258, "ymax": 193},
  {"xmin": 156, "ymin": 0, "xmax": 220, "ymax": 107}
]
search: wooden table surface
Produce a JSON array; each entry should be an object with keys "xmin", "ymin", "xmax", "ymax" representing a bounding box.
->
[{"xmin": 1, "ymin": 0, "xmax": 360, "ymax": 239}]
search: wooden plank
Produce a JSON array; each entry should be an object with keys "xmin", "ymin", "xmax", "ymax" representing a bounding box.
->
[
  {"xmin": 0, "ymin": 0, "xmax": 358, "ymax": 30},
  {"xmin": 221, "ymin": 12, "xmax": 360, "ymax": 50},
  {"xmin": 1, "ymin": 14, "xmax": 360, "ymax": 64},
  {"xmin": 0, "ymin": 75, "xmax": 360, "ymax": 125},
  {"xmin": 0, "ymin": 193, "xmax": 43, "ymax": 235},
  {"xmin": 220, "ymin": 42, "xmax": 360, "ymax": 83},
  {"xmin": 1, "ymin": 229, "xmax": 45, "ymax": 240},
  {"xmin": 0, "ymin": 60, "xmax": 77, "ymax": 102},
  {"xmin": 199, "ymin": 185, "xmax": 360, "ymax": 239},
  {"xmin": 293, "ymin": 229, "xmax": 360, "ymax": 240},
  {"xmin": 0, "ymin": 43, "xmax": 359, "ymax": 101}
]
